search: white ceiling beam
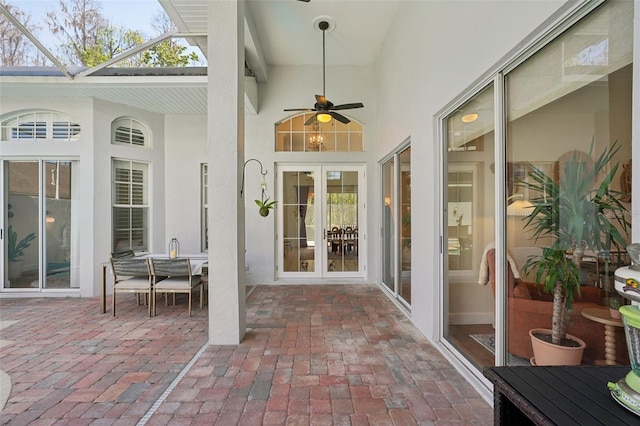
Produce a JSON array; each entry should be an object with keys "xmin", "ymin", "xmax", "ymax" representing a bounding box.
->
[
  {"xmin": 244, "ymin": 8, "xmax": 268, "ymax": 83},
  {"xmin": 0, "ymin": 3, "xmax": 74, "ymax": 80}
]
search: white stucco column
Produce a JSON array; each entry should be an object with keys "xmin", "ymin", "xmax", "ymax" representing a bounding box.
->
[{"xmin": 207, "ymin": 0, "xmax": 246, "ymax": 344}]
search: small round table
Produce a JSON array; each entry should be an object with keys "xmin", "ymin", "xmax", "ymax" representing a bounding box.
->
[{"xmin": 581, "ymin": 307, "xmax": 624, "ymax": 365}]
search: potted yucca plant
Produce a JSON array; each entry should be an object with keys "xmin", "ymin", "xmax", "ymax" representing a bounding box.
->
[
  {"xmin": 521, "ymin": 139, "xmax": 630, "ymax": 365},
  {"xmin": 7, "ymin": 224, "xmax": 37, "ymax": 279}
]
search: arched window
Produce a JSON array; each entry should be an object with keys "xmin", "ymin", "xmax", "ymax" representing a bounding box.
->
[
  {"xmin": 275, "ymin": 113, "xmax": 363, "ymax": 152},
  {"xmin": 111, "ymin": 117, "xmax": 149, "ymax": 147},
  {"xmin": 1, "ymin": 110, "xmax": 81, "ymax": 141}
]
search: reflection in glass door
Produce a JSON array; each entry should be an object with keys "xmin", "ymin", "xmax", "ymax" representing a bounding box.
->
[
  {"xmin": 442, "ymin": 84, "xmax": 494, "ymax": 372},
  {"xmin": 280, "ymin": 169, "xmax": 317, "ymax": 274},
  {"xmin": 380, "ymin": 145, "xmax": 411, "ymax": 306},
  {"xmin": 323, "ymin": 168, "xmax": 361, "ymax": 275},
  {"xmin": 2, "ymin": 160, "xmax": 76, "ymax": 290},
  {"xmin": 277, "ymin": 165, "xmax": 365, "ymax": 278}
]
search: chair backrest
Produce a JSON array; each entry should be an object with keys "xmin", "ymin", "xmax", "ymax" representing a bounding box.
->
[
  {"xmin": 111, "ymin": 257, "xmax": 150, "ymax": 278},
  {"xmin": 150, "ymin": 258, "xmax": 191, "ymax": 277},
  {"xmin": 112, "ymin": 250, "xmax": 136, "ymax": 259},
  {"xmin": 487, "ymin": 249, "xmax": 516, "ymax": 296}
]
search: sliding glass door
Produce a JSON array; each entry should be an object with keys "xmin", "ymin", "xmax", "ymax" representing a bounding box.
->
[
  {"xmin": 441, "ymin": 85, "xmax": 495, "ymax": 371},
  {"xmin": 440, "ymin": 0, "xmax": 634, "ymax": 372},
  {"xmin": 277, "ymin": 164, "xmax": 365, "ymax": 278},
  {"xmin": 380, "ymin": 144, "xmax": 411, "ymax": 306},
  {"xmin": 2, "ymin": 160, "xmax": 77, "ymax": 290}
]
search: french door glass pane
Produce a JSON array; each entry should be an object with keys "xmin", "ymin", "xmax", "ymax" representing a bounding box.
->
[
  {"xmin": 44, "ymin": 161, "xmax": 72, "ymax": 289},
  {"xmin": 326, "ymin": 170, "xmax": 358, "ymax": 273},
  {"xmin": 6, "ymin": 161, "xmax": 40, "ymax": 289},
  {"xmin": 282, "ymin": 171, "xmax": 315, "ymax": 272}
]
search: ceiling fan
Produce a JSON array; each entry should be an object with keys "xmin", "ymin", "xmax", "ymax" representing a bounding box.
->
[{"xmin": 284, "ymin": 20, "xmax": 364, "ymax": 125}]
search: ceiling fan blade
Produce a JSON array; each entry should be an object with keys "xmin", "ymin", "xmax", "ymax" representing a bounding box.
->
[
  {"xmin": 331, "ymin": 102, "xmax": 364, "ymax": 111},
  {"xmin": 304, "ymin": 113, "xmax": 318, "ymax": 125},
  {"xmin": 330, "ymin": 112, "xmax": 351, "ymax": 124},
  {"xmin": 284, "ymin": 108, "xmax": 315, "ymax": 112},
  {"xmin": 297, "ymin": 0, "xmax": 310, "ymax": 2}
]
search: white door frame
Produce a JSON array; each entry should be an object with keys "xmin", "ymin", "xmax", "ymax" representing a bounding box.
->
[{"xmin": 276, "ymin": 163, "xmax": 366, "ymax": 279}]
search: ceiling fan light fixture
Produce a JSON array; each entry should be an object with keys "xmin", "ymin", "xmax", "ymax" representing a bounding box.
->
[
  {"xmin": 317, "ymin": 113, "xmax": 332, "ymax": 123},
  {"xmin": 461, "ymin": 113, "xmax": 479, "ymax": 123}
]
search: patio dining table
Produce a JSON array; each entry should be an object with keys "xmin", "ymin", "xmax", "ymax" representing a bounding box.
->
[{"xmin": 99, "ymin": 254, "xmax": 208, "ymax": 314}]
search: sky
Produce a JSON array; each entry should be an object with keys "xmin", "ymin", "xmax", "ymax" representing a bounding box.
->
[{"xmin": 13, "ymin": 0, "xmax": 166, "ymax": 52}]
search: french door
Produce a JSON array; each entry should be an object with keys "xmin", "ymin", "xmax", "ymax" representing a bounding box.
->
[
  {"xmin": 277, "ymin": 164, "xmax": 365, "ymax": 278},
  {"xmin": 1, "ymin": 160, "xmax": 78, "ymax": 291}
]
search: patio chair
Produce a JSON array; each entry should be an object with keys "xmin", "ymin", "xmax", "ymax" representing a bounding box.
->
[
  {"xmin": 110, "ymin": 257, "xmax": 153, "ymax": 316},
  {"xmin": 111, "ymin": 249, "xmax": 136, "ymax": 259},
  {"xmin": 343, "ymin": 226, "xmax": 357, "ymax": 254},
  {"xmin": 150, "ymin": 258, "xmax": 203, "ymax": 316}
]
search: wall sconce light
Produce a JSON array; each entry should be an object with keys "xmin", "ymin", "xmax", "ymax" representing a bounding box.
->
[
  {"xmin": 46, "ymin": 211, "xmax": 55, "ymax": 223},
  {"xmin": 507, "ymin": 194, "xmax": 534, "ymax": 216}
]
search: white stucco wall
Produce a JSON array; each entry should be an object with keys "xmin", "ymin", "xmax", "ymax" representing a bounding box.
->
[
  {"xmin": 164, "ymin": 115, "xmax": 207, "ymax": 255},
  {"xmin": 2, "ymin": 4, "xmax": 638, "ymax": 356},
  {"xmin": 373, "ymin": 0, "xmax": 569, "ymax": 341},
  {"xmin": 243, "ymin": 64, "xmax": 378, "ymax": 283},
  {"xmin": 0, "ymin": 98, "xmax": 165, "ymax": 298}
]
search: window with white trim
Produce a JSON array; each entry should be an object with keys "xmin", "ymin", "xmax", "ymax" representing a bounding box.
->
[
  {"xmin": 1, "ymin": 110, "xmax": 81, "ymax": 141},
  {"xmin": 275, "ymin": 113, "xmax": 364, "ymax": 152},
  {"xmin": 112, "ymin": 159, "xmax": 149, "ymax": 252},
  {"xmin": 111, "ymin": 118, "xmax": 149, "ymax": 147}
]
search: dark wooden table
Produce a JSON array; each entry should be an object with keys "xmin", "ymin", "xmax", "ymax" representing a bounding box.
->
[{"xmin": 484, "ymin": 366, "xmax": 638, "ymax": 425}]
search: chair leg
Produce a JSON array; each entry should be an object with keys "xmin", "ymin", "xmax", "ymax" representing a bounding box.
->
[
  {"xmin": 147, "ymin": 291, "xmax": 152, "ymax": 317},
  {"xmin": 188, "ymin": 291, "xmax": 192, "ymax": 317},
  {"xmin": 199, "ymin": 285, "xmax": 203, "ymax": 309},
  {"xmin": 112, "ymin": 291, "xmax": 116, "ymax": 317}
]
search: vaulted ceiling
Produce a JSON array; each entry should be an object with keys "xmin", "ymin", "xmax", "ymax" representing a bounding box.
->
[
  {"xmin": 162, "ymin": 0, "xmax": 400, "ymax": 67},
  {"xmin": 0, "ymin": 1, "xmax": 400, "ymax": 115}
]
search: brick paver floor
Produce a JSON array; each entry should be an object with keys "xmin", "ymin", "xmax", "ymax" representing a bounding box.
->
[{"xmin": 1, "ymin": 285, "xmax": 492, "ymax": 425}]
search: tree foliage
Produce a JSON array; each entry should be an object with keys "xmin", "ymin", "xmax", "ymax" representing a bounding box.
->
[
  {"xmin": 46, "ymin": 0, "xmax": 105, "ymax": 66},
  {"xmin": 0, "ymin": 1, "xmax": 45, "ymax": 66},
  {"xmin": 46, "ymin": 0, "xmax": 198, "ymax": 67}
]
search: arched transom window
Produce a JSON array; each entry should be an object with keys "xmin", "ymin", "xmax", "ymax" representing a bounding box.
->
[
  {"xmin": 1, "ymin": 110, "xmax": 81, "ymax": 141},
  {"xmin": 275, "ymin": 113, "xmax": 363, "ymax": 152},
  {"xmin": 111, "ymin": 117, "xmax": 149, "ymax": 147}
]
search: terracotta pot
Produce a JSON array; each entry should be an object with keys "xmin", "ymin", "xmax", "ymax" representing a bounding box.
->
[
  {"xmin": 529, "ymin": 328, "xmax": 586, "ymax": 366},
  {"xmin": 609, "ymin": 308, "xmax": 622, "ymax": 320}
]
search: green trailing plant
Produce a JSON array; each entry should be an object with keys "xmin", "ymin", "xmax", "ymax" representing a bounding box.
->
[
  {"xmin": 7, "ymin": 224, "xmax": 37, "ymax": 262},
  {"xmin": 522, "ymin": 139, "xmax": 630, "ymax": 346}
]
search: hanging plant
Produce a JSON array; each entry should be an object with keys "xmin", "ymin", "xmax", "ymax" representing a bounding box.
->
[{"xmin": 255, "ymin": 181, "xmax": 277, "ymax": 217}]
